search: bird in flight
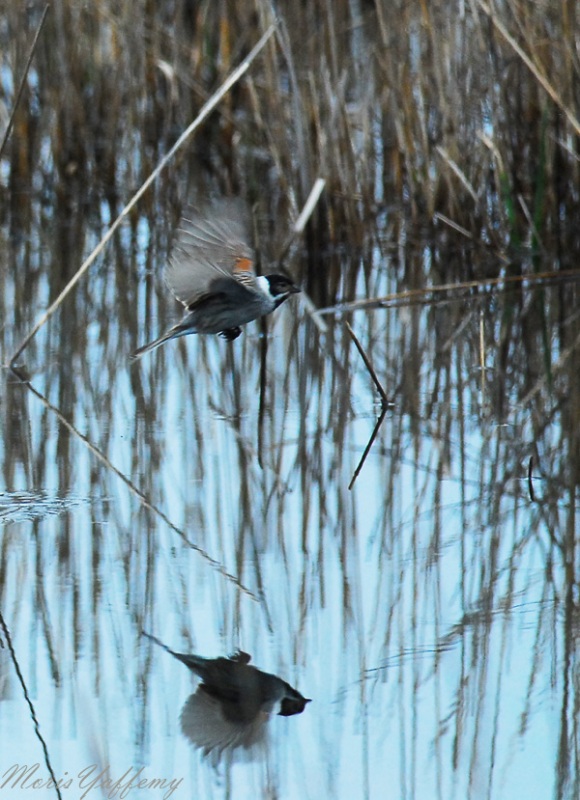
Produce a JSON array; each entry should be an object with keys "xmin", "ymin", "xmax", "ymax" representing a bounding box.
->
[
  {"xmin": 142, "ymin": 631, "xmax": 311, "ymax": 758},
  {"xmin": 132, "ymin": 200, "xmax": 300, "ymax": 358}
]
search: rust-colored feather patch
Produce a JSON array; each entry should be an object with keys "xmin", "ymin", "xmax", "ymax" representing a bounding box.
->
[{"xmin": 233, "ymin": 256, "xmax": 254, "ymax": 274}]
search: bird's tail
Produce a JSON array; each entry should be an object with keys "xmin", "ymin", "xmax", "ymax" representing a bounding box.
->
[
  {"xmin": 141, "ymin": 630, "xmax": 206, "ymax": 672},
  {"xmin": 130, "ymin": 330, "xmax": 177, "ymax": 360},
  {"xmin": 141, "ymin": 630, "xmax": 177, "ymax": 656}
]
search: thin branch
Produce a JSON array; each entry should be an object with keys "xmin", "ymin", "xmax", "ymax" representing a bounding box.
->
[
  {"xmin": 298, "ymin": 289, "xmax": 328, "ymax": 334},
  {"xmin": 345, "ymin": 322, "xmax": 390, "ymax": 490},
  {"xmin": 435, "ymin": 146, "xmax": 479, "ymax": 205},
  {"xmin": 345, "ymin": 322, "xmax": 388, "ymax": 404},
  {"xmin": 312, "ymin": 267, "xmax": 580, "ymax": 319},
  {"xmin": 294, "ymin": 178, "xmax": 326, "ymax": 233},
  {"xmin": 348, "ymin": 407, "xmax": 388, "ymax": 491},
  {"xmin": 276, "ymin": 178, "xmax": 328, "ymax": 334},
  {"xmin": 528, "ymin": 456, "xmax": 536, "ymax": 503},
  {"xmin": 0, "ymin": 610, "xmax": 63, "ymax": 800},
  {"xmin": 475, "ymin": 0, "xmax": 580, "ymax": 137},
  {"xmin": 9, "ymin": 22, "xmax": 277, "ymax": 367},
  {"xmin": 0, "ymin": 5, "xmax": 49, "ymax": 160},
  {"xmin": 433, "ymin": 212, "xmax": 474, "ymax": 240}
]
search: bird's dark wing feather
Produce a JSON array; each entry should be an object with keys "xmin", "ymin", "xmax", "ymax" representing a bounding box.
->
[
  {"xmin": 193, "ymin": 658, "xmax": 265, "ymax": 724},
  {"xmin": 186, "ymin": 277, "xmax": 258, "ymax": 311}
]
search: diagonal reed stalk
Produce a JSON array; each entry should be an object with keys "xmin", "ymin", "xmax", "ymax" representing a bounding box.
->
[
  {"xmin": 475, "ymin": 0, "xmax": 580, "ymax": 136},
  {"xmin": 0, "ymin": 5, "xmax": 49, "ymax": 161},
  {"xmin": 279, "ymin": 177, "xmax": 328, "ymax": 334},
  {"xmin": 8, "ymin": 22, "xmax": 277, "ymax": 367},
  {"xmin": 10, "ymin": 365, "xmax": 259, "ymax": 601}
]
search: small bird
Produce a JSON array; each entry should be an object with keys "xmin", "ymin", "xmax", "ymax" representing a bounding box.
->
[
  {"xmin": 132, "ymin": 201, "xmax": 300, "ymax": 358},
  {"xmin": 142, "ymin": 632, "xmax": 311, "ymax": 758}
]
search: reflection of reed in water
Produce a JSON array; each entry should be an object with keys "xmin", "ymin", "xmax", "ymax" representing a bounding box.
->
[{"xmin": 2, "ymin": 1, "xmax": 580, "ymax": 795}]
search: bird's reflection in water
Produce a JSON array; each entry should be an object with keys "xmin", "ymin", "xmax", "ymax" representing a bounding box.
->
[{"xmin": 143, "ymin": 632, "xmax": 311, "ymax": 763}]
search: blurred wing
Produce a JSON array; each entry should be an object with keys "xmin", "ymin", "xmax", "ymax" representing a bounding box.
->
[
  {"xmin": 180, "ymin": 690, "xmax": 269, "ymax": 762},
  {"xmin": 165, "ymin": 200, "xmax": 256, "ymax": 308}
]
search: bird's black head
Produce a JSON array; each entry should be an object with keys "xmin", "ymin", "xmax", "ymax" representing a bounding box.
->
[
  {"xmin": 278, "ymin": 691, "xmax": 311, "ymax": 716},
  {"xmin": 265, "ymin": 274, "xmax": 301, "ymax": 306}
]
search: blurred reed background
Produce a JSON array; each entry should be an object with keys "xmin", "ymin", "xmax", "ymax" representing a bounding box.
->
[{"xmin": 1, "ymin": 1, "xmax": 580, "ymax": 798}]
